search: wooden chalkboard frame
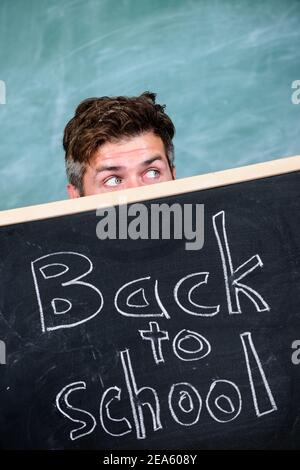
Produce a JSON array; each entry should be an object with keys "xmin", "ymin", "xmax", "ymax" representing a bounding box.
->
[{"xmin": 0, "ymin": 155, "xmax": 299, "ymax": 227}]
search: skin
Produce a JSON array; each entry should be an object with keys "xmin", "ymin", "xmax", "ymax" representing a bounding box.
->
[{"xmin": 67, "ymin": 131, "xmax": 176, "ymax": 198}]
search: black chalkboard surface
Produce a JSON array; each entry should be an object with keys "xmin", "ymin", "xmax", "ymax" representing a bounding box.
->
[{"xmin": 0, "ymin": 157, "xmax": 300, "ymax": 450}]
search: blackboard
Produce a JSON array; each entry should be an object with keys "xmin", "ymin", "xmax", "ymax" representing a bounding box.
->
[{"xmin": 0, "ymin": 157, "xmax": 300, "ymax": 450}]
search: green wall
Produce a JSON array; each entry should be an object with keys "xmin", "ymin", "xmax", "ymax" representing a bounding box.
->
[{"xmin": 0, "ymin": 0, "xmax": 300, "ymax": 210}]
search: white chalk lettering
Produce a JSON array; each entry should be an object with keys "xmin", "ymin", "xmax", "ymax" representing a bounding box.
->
[
  {"xmin": 206, "ymin": 379, "xmax": 242, "ymax": 423},
  {"xmin": 174, "ymin": 272, "xmax": 220, "ymax": 316},
  {"xmin": 120, "ymin": 349, "xmax": 162, "ymax": 439},
  {"xmin": 240, "ymin": 332, "xmax": 277, "ymax": 417},
  {"xmin": 114, "ymin": 277, "xmax": 170, "ymax": 319},
  {"xmin": 213, "ymin": 211, "xmax": 270, "ymax": 314},
  {"xmin": 168, "ymin": 382, "xmax": 202, "ymax": 426},
  {"xmin": 51, "ymin": 298, "xmax": 72, "ymax": 315},
  {"xmin": 56, "ymin": 381, "xmax": 96, "ymax": 441},
  {"xmin": 139, "ymin": 322, "xmax": 169, "ymax": 364},
  {"xmin": 31, "ymin": 252, "xmax": 104, "ymax": 332},
  {"xmin": 173, "ymin": 329, "xmax": 211, "ymax": 361},
  {"xmin": 99, "ymin": 386, "xmax": 132, "ymax": 437}
]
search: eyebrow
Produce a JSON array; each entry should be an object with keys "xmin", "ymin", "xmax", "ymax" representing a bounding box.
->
[{"xmin": 94, "ymin": 156, "xmax": 164, "ymax": 174}]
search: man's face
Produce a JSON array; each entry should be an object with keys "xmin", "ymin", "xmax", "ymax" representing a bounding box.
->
[{"xmin": 67, "ymin": 131, "xmax": 176, "ymax": 198}]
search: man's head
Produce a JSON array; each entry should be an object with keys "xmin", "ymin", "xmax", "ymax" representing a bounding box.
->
[{"xmin": 63, "ymin": 91, "xmax": 176, "ymax": 198}]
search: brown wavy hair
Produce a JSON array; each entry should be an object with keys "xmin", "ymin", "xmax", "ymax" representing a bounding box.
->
[{"xmin": 63, "ymin": 91, "xmax": 175, "ymax": 195}]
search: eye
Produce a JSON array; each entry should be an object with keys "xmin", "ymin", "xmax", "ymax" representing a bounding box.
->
[
  {"xmin": 104, "ymin": 176, "xmax": 122, "ymax": 187},
  {"xmin": 145, "ymin": 169, "xmax": 160, "ymax": 179}
]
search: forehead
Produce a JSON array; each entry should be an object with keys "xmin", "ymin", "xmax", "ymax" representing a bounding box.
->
[{"xmin": 89, "ymin": 132, "xmax": 167, "ymax": 167}]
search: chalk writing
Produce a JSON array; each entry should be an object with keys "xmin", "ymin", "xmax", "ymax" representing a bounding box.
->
[{"xmin": 29, "ymin": 210, "xmax": 279, "ymax": 444}]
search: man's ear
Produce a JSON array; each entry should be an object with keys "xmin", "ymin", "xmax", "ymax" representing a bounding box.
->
[
  {"xmin": 172, "ymin": 166, "xmax": 176, "ymax": 180},
  {"xmin": 67, "ymin": 183, "xmax": 81, "ymax": 199}
]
